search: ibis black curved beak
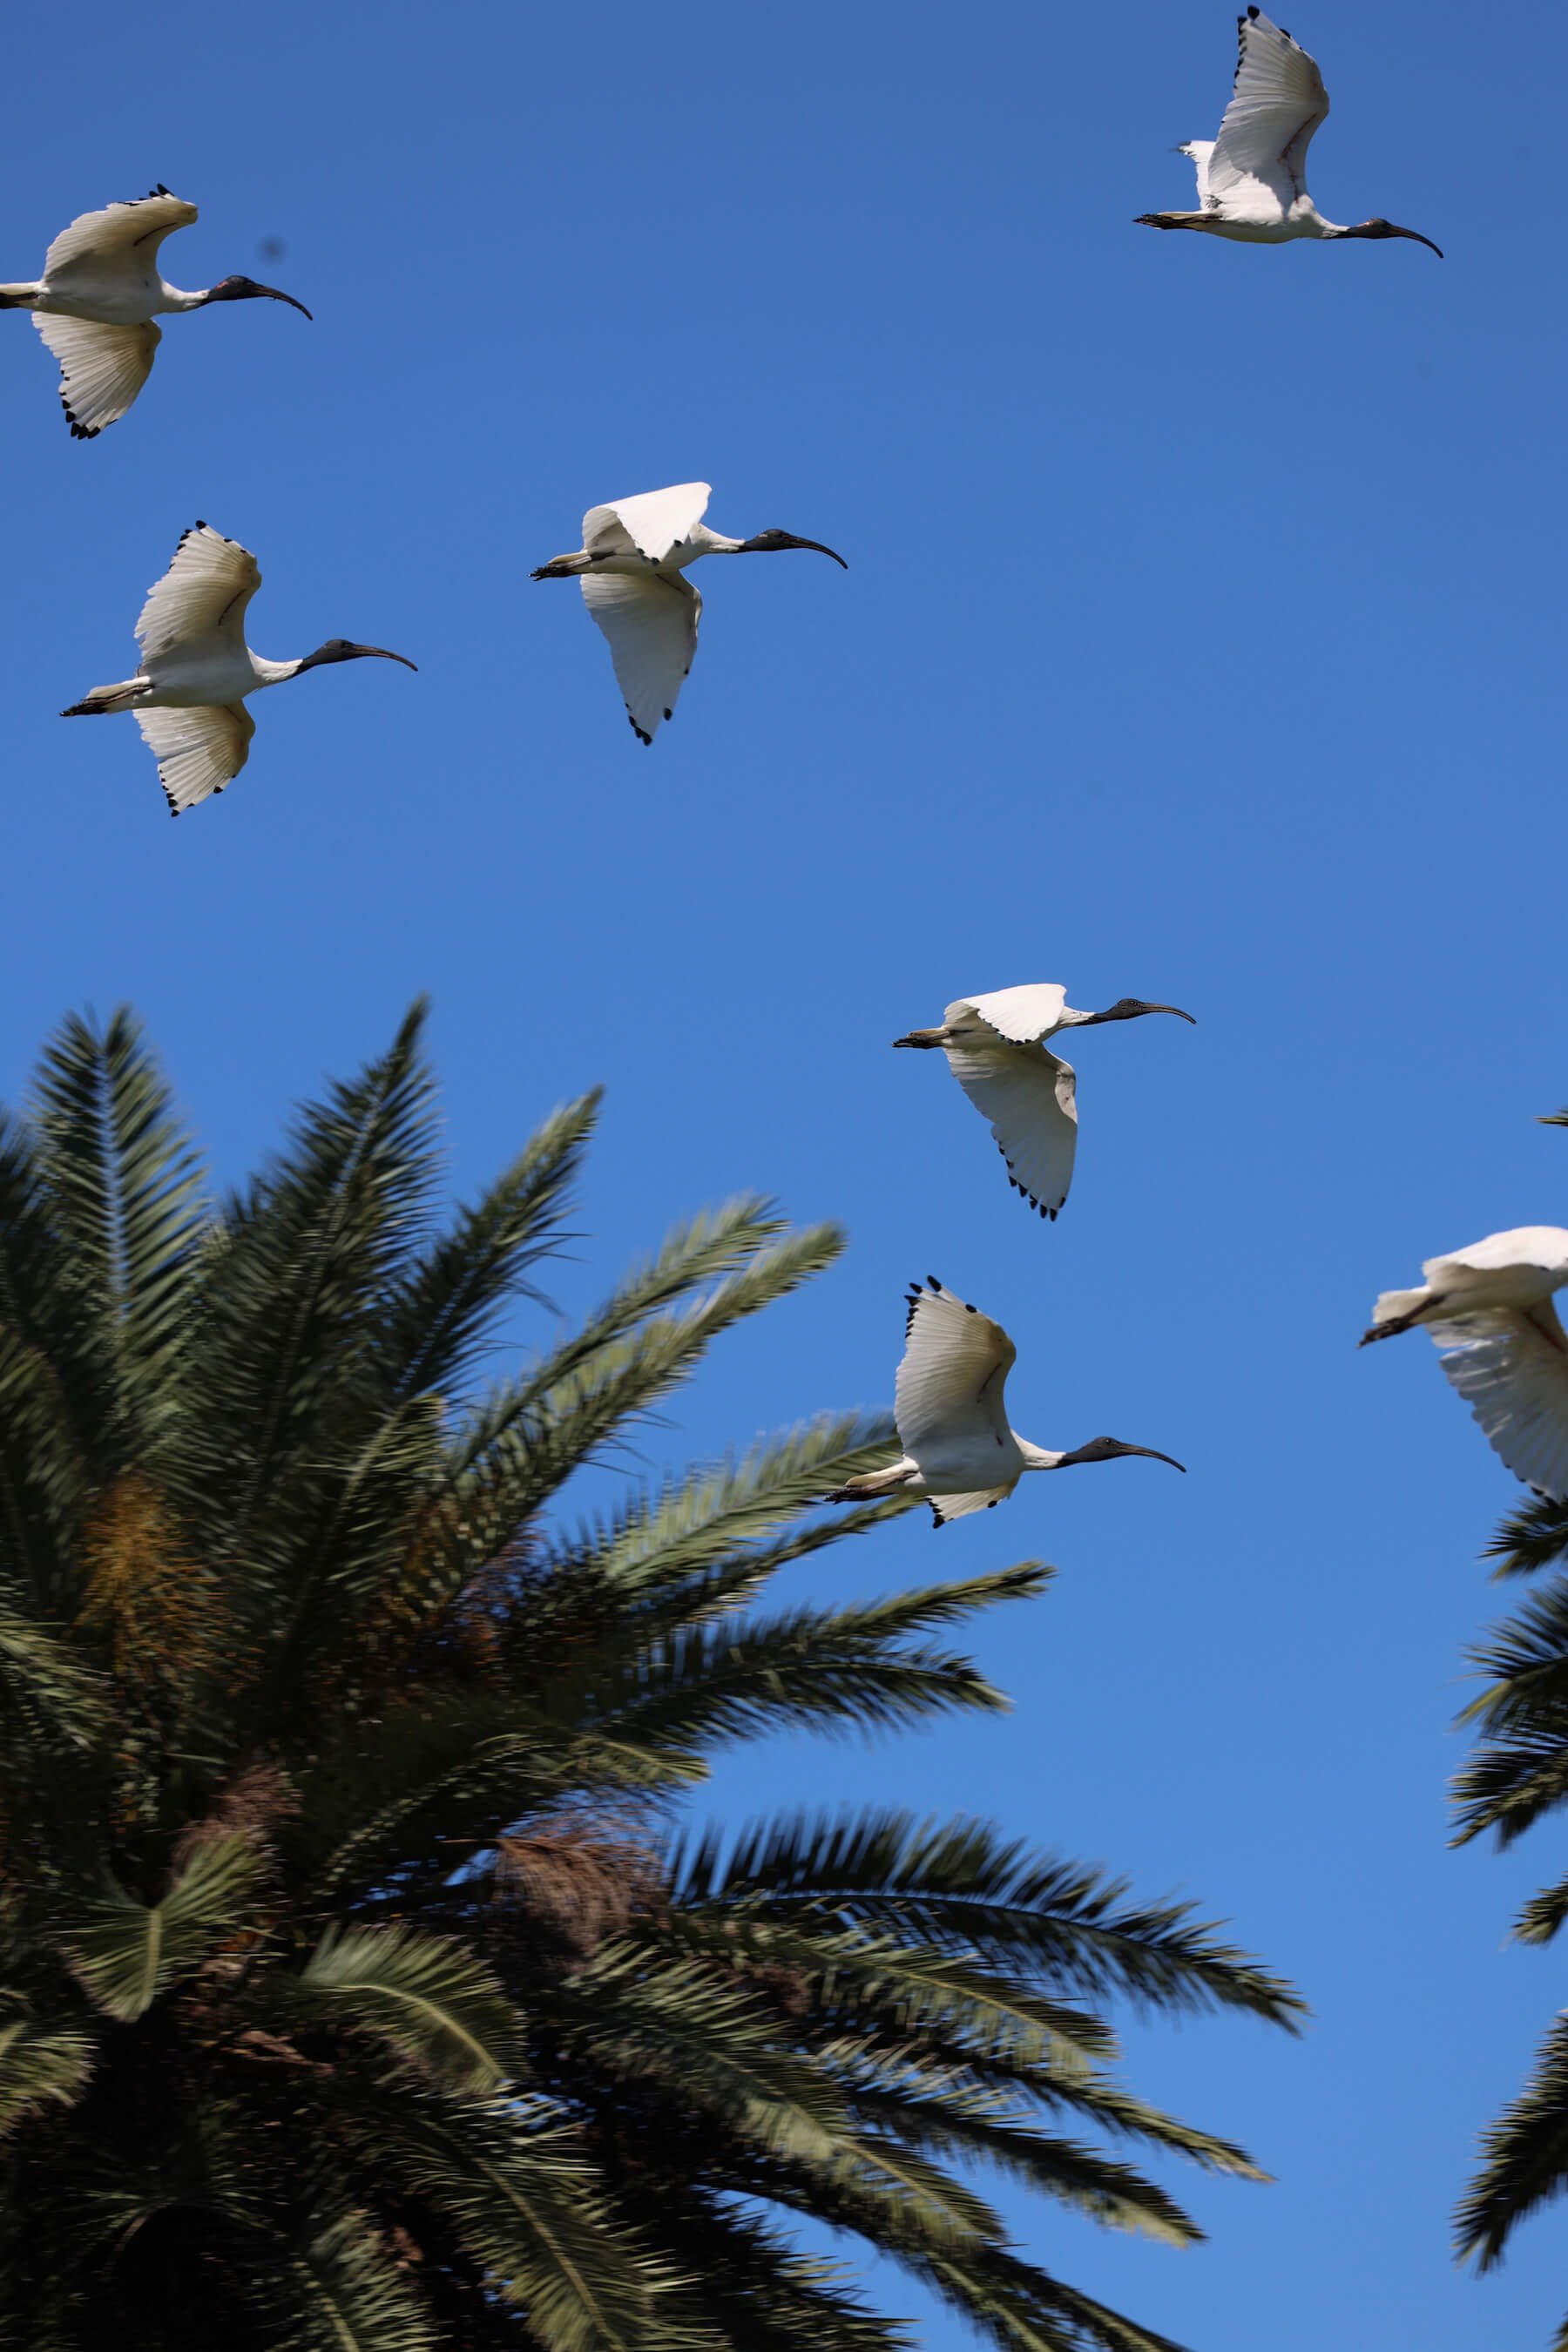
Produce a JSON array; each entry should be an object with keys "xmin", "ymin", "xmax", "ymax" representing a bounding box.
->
[
  {"xmin": 254, "ymin": 282, "xmax": 313, "ymax": 317},
  {"xmin": 348, "ymin": 645, "xmax": 417, "ymax": 669},
  {"xmin": 205, "ymin": 275, "xmax": 313, "ymax": 318},
  {"xmin": 739, "ymin": 530, "xmax": 848, "ymax": 568},
  {"xmin": 1340, "ymin": 220, "xmax": 1443, "ymax": 259},
  {"xmin": 1078, "ymin": 998, "xmax": 1196, "ymax": 1026},
  {"xmin": 1055, "ymin": 1436, "xmax": 1186, "ymax": 1472}
]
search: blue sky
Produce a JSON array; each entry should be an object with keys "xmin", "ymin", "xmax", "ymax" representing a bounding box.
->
[{"xmin": 3, "ymin": 0, "xmax": 1565, "ymax": 2342}]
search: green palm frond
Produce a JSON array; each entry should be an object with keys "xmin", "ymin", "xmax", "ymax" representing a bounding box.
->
[
  {"xmin": 0, "ymin": 1606, "xmax": 109, "ymax": 1756},
  {"xmin": 1484, "ymin": 1492, "xmax": 1568, "ymax": 1581},
  {"xmin": 1457, "ymin": 2011, "xmax": 1568, "ymax": 2269},
  {"xmin": 562, "ymin": 1574, "xmax": 1046, "ymax": 1754},
  {"xmin": 56, "ymin": 1831, "xmax": 266, "ymax": 2020},
  {"xmin": 368, "ymin": 2094, "xmax": 679, "ymax": 2352},
  {"xmin": 921, "ymin": 2248, "xmax": 1193, "ymax": 2352},
  {"xmin": 1514, "ymin": 1875, "xmax": 1568, "ymax": 1947},
  {"xmin": 1452, "ymin": 1571, "xmax": 1568, "ymax": 1848},
  {"xmin": 30, "ymin": 1008, "xmax": 205, "ymax": 1453},
  {"xmin": 267, "ymin": 2203, "xmax": 437, "ymax": 2352},
  {"xmin": 669, "ymin": 1811, "xmax": 1304, "ymax": 2029},
  {"xmin": 375, "ymin": 1088, "xmax": 598, "ymax": 1407},
  {"xmin": 0, "ymin": 2018, "xmax": 95, "ymax": 2138},
  {"xmin": 288, "ymin": 1926, "xmax": 525, "ymax": 2095},
  {"xmin": 555, "ymin": 1944, "xmax": 851, "ymax": 2164},
  {"xmin": 542, "ymin": 1416, "xmax": 916, "ymax": 1613}
]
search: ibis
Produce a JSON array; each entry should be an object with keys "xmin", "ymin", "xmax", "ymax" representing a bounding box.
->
[
  {"xmin": 62, "ymin": 524, "xmax": 416, "ymax": 816},
  {"xmin": 1361, "ymin": 1228, "xmax": 1568, "ymax": 1501},
  {"xmin": 1136, "ymin": 8, "xmax": 1442, "ymax": 255},
  {"xmin": 895, "ymin": 984, "xmax": 1194, "ymax": 1220},
  {"xmin": 531, "ymin": 482, "xmax": 846, "ymax": 744},
  {"xmin": 827, "ymin": 1278, "xmax": 1185, "ymax": 1526},
  {"xmin": 1, "ymin": 188, "xmax": 310, "ymax": 438}
]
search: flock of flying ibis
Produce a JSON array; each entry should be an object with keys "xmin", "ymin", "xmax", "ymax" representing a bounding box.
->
[{"xmin": 17, "ymin": 11, "xmax": 1547, "ymax": 1529}]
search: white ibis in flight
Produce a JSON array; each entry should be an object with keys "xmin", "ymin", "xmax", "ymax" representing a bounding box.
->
[
  {"xmin": 828, "ymin": 1279, "xmax": 1185, "ymax": 1526},
  {"xmin": 61, "ymin": 524, "xmax": 415, "ymax": 815},
  {"xmin": 531, "ymin": 482, "xmax": 846, "ymax": 744},
  {"xmin": 0, "ymin": 189, "xmax": 310, "ymax": 438},
  {"xmin": 1136, "ymin": 9, "xmax": 1442, "ymax": 255},
  {"xmin": 895, "ymin": 984, "xmax": 1194, "ymax": 1220},
  {"xmin": 1361, "ymin": 1228, "xmax": 1568, "ymax": 1502}
]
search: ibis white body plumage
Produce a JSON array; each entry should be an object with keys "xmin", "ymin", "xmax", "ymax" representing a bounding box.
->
[
  {"xmin": 1136, "ymin": 9, "xmax": 1441, "ymax": 255},
  {"xmin": 531, "ymin": 482, "xmax": 846, "ymax": 744},
  {"xmin": 827, "ymin": 1280, "xmax": 1185, "ymax": 1527},
  {"xmin": 894, "ymin": 984, "xmax": 1194, "ymax": 1220},
  {"xmin": 62, "ymin": 524, "xmax": 416, "ymax": 816},
  {"xmin": 1362, "ymin": 1227, "xmax": 1568, "ymax": 1500},
  {"xmin": 0, "ymin": 190, "xmax": 310, "ymax": 438}
]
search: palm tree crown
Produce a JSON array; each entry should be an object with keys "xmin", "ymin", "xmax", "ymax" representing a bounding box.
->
[{"xmin": 0, "ymin": 1004, "xmax": 1301, "ymax": 2351}]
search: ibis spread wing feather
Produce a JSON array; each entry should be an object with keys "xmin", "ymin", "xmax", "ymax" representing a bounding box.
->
[
  {"xmin": 34, "ymin": 314, "xmax": 161, "ymax": 438},
  {"xmin": 953, "ymin": 985, "xmax": 1072, "ymax": 1045},
  {"xmin": 1207, "ymin": 9, "xmax": 1329, "ymax": 213},
  {"xmin": 943, "ymin": 1040, "xmax": 1078, "ymax": 1220},
  {"xmin": 135, "ymin": 703, "xmax": 256, "ymax": 816},
  {"xmin": 135, "ymin": 525, "xmax": 261, "ymax": 669},
  {"xmin": 44, "ymin": 190, "xmax": 199, "ymax": 280},
  {"xmin": 1426, "ymin": 1228, "xmax": 1568, "ymax": 1285},
  {"xmin": 929, "ymin": 1487, "xmax": 1014, "ymax": 1526},
  {"xmin": 580, "ymin": 570, "xmax": 700, "ymax": 744},
  {"xmin": 1430, "ymin": 1307, "xmax": 1568, "ymax": 1503},
  {"xmin": 583, "ymin": 483, "xmax": 712, "ymax": 565},
  {"xmin": 895, "ymin": 1282, "xmax": 1017, "ymax": 1461}
]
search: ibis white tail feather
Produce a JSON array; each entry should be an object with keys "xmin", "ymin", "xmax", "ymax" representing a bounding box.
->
[
  {"xmin": 826, "ymin": 1463, "xmax": 916, "ymax": 1504},
  {"xmin": 1360, "ymin": 1287, "xmax": 1435, "ymax": 1345},
  {"xmin": 61, "ymin": 679, "xmax": 149, "ymax": 716}
]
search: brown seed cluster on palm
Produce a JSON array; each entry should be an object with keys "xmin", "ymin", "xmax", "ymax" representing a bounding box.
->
[{"xmin": 0, "ymin": 1004, "xmax": 1301, "ymax": 2351}]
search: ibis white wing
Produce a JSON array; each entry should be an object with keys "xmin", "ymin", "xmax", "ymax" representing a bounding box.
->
[
  {"xmin": 44, "ymin": 190, "xmax": 199, "ymax": 280},
  {"xmin": 135, "ymin": 526, "xmax": 261, "ymax": 668},
  {"xmin": 953, "ymin": 984, "xmax": 1071, "ymax": 1044},
  {"xmin": 929, "ymin": 1487, "xmax": 1014, "ymax": 1526},
  {"xmin": 1207, "ymin": 9, "xmax": 1329, "ymax": 214},
  {"xmin": 135, "ymin": 703, "xmax": 256, "ymax": 816},
  {"xmin": 895, "ymin": 1281, "xmax": 1016, "ymax": 1460},
  {"xmin": 583, "ymin": 483, "xmax": 712, "ymax": 564},
  {"xmin": 1427, "ymin": 1228, "xmax": 1568, "ymax": 1283},
  {"xmin": 35, "ymin": 314, "xmax": 160, "ymax": 438},
  {"xmin": 580, "ymin": 570, "xmax": 700, "ymax": 744},
  {"xmin": 943, "ymin": 1040, "xmax": 1078, "ymax": 1220},
  {"xmin": 1430, "ymin": 1308, "xmax": 1568, "ymax": 1502}
]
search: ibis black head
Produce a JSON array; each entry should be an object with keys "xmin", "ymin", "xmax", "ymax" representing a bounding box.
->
[
  {"xmin": 737, "ymin": 528, "xmax": 848, "ymax": 568},
  {"xmin": 1337, "ymin": 218, "xmax": 1443, "ymax": 258},
  {"xmin": 203, "ymin": 274, "xmax": 314, "ymax": 318},
  {"xmin": 1078, "ymin": 997, "xmax": 1196, "ymax": 1026},
  {"xmin": 294, "ymin": 639, "xmax": 418, "ymax": 676},
  {"xmin": 1053, "ymin": 1436, "xmax": 1186, "ymax": 1473}
]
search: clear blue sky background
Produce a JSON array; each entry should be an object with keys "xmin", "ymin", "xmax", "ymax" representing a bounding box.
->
[{"xmin": 3, "ymin": 0, "xmax": 1565, "ymax": 2342}]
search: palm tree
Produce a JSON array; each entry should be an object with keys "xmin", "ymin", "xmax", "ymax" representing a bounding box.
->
[
  {"xmin": 1452, "ymin": 1487, "xmax": 1568, "ymax": 2333},
  {"xmin": 0, "ymin": 1004, "xmax": 1301, "ymax": 2352}
]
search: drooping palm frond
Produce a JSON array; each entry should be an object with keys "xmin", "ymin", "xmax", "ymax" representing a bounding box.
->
[
  {"xmin": 0, "ymin": 1008, "xmax": 1294, "ymax": 2351},
  {"xmin": 55, "ymin": 1831, "xmax": 266, "ymax": 2021}
]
